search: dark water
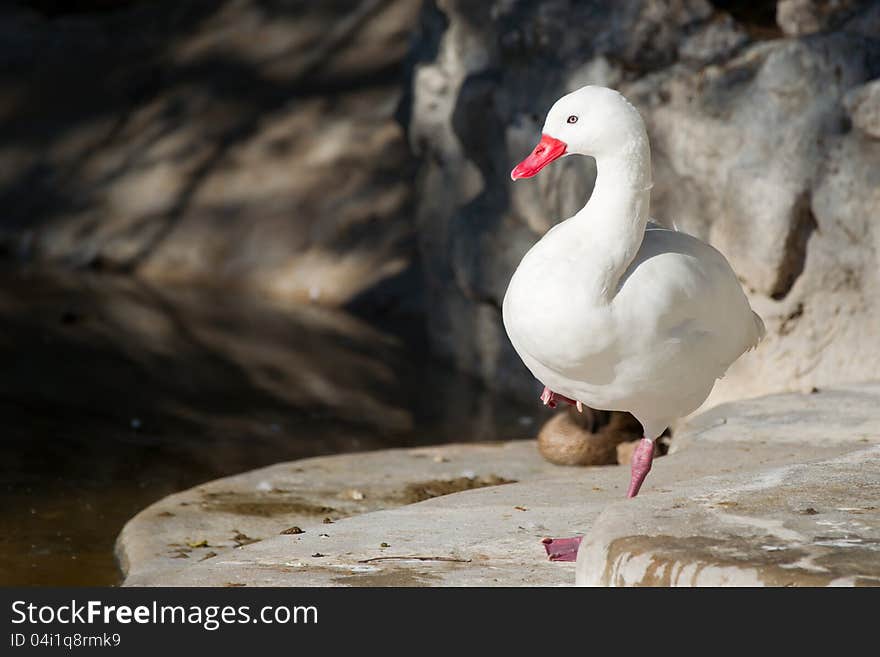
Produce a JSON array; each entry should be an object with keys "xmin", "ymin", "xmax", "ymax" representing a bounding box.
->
[{"xmin": 0, "ymin": 269, "xmax": 543, "ymax": 586}]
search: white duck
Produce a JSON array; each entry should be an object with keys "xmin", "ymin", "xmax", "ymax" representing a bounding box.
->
[{"xmin": 504, "ymin": 86, "xmax": 764, "ymax": 499}]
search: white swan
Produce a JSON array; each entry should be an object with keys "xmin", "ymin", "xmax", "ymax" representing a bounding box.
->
[{"xmin": 504, "ymin": 86, "xmax": 764, "ymax": 499}]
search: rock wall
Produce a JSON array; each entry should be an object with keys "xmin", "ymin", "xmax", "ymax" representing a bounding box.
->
[
  {"xmin": 0, "ymin": 0, "xmax": 421, "ymax": 307},
  {"xmin": 406, "ymin": 0, "xmax": 880, "ymax": 407},
  {"xmin": 3, "ymin": 1, "xmax": 879, "ymax": 412}
]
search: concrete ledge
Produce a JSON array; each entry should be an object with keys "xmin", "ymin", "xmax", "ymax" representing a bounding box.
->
[
  {"xmin": 117, "ymin": 441, "xmax": 560, "ymax": 584},
  {"xmin": 576, "ymin": 445, "xmax": 880, "ymax": 586},
  {"xmin": 119, "ymin": 384, "xmax": 880, "ymax": 586}
]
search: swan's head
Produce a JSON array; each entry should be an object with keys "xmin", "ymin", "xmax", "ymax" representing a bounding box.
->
[{"xmin": 511, "ymin": 86, "xmax": 645, "ymax": 180}]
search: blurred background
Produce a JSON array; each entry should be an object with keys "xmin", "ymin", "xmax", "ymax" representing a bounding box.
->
[{"xmin": 1, "ymin": 0, "xmax": 878, "ymax": 585}]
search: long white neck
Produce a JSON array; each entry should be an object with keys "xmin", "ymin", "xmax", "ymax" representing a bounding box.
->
[{"xmin": 569, "ymin": 132, "xmax": 652, "ymax": 304}]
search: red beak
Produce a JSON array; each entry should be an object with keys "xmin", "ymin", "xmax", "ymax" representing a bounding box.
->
[{"xmin": 510, "ymin": 134, "xmax": 567, "ymax": 180}]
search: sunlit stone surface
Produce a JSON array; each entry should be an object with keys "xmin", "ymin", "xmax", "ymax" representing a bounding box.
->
[{"xmin": 121, "ymin": 384, "xmax": 880, "ymax": 587}]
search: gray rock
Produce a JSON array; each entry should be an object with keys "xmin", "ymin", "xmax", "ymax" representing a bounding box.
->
[
  {"xmin": 672, "ymin": 382, "xmax": 880, "ymax": 451},
  {"xmin": 777, "ymin": 0, "xmax": 865, "ymax": 36},
  {"xmin": 844, "ymin": 79, "xmax": 880, "ymax": 138},
  {"xmin": 0, "ymin": 1, "xmax": 420, "ymax": 306},
  {"xmin": 576, "ymin": 384, "xmax": 880, "ymax": 585},
  {"xmin": 576, "ymin": 445, "xmax": 880, "ymax": 586},
  {"xmin": 120, "ymin": 384, "xmax": 880, "ymax": 586},
  {"xmin": 842, "ymin": 0, "xmax": 880, "ymax": 36},
  {"xmin": 706, "ymin": 119, "xmax": 880, "ymax": 410},
  {"xmin": 678, "ymin": 14, "xmax": 749, "ymax": 64},
  {"xmin": 117, "ymin": 441, "xmax": 560, "ymax": 584},
  {"xmin": 635, "ymin": 34, "xmax": 873, "ymax": 300}
]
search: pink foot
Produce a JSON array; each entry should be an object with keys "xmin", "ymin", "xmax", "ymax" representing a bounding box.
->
[
  {"xmin": 626, "ymin": 437, "xmax": 656, "ymax": 498},
  {"xmin": 542, "ymin": 536, "xmax": 583, "ymax": 562},
  {"xmin": 540, "ymin": 386, "xmax": 580, "ymax": 411}
]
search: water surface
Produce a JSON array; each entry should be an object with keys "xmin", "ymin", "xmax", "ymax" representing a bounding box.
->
[{"xmin": 0, "ymin": 269, "xmax": 542, "ymax": 585}]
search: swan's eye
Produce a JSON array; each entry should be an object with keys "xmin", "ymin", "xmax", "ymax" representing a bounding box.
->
[{"xmin": 567, "ymin": 115, "xmax": 578, "ymax": 124}]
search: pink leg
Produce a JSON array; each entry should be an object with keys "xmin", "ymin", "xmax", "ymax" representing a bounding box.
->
[
  {"xmin": 626, "ymin": 437, "xmax": 656, "ymax": 498},
  {"xmin": 542, "ymin": 536, "xmax": 583, "ymax": 562},
  {"xmin": 540, "ymin": 386, "xmax": 579, "ymax": 410}
]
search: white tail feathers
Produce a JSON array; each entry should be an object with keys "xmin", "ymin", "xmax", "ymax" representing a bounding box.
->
[{"xmin": 749, "ymin": 311, "xmax": 766, "ymax": 350}]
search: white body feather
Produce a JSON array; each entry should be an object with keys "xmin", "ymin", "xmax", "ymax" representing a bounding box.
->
[{"xmin": 503, "ymin": 87, "xmax": 764, "ymax": 440}]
